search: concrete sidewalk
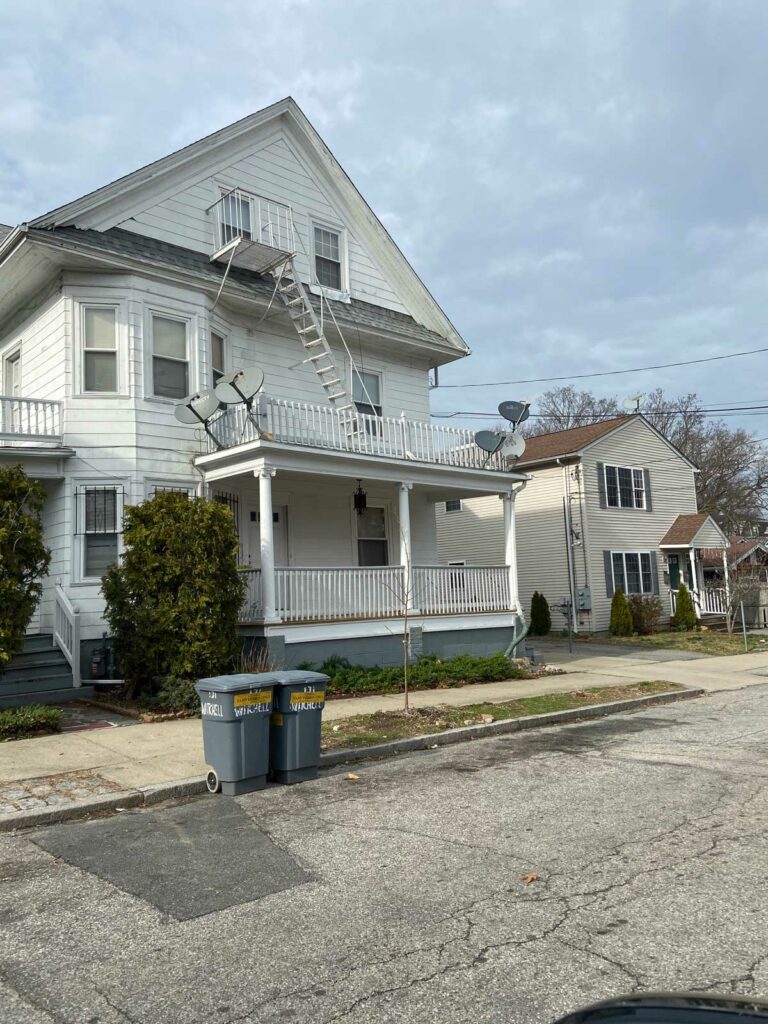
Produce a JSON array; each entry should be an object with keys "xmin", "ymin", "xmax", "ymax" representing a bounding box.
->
[{"xmin": 1, "ymin": 644, "xmax": 766, "ymax": 794}]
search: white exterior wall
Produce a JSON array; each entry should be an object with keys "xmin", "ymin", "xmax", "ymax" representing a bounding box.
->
[
  {"xmin": 581, "ymin": 418, "xmax": 698, "ymax": 630},
  {"xmin": 0, "ymin": 286, "xmax": 68, "ymax": 400}
]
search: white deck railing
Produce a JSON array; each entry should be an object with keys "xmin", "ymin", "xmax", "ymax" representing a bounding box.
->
[
  {"xmin": 238, "ymin": 565, "xmax": 511, "ymax": 623},
  {"xmin": 0, "ymin": 396, "xmax": 62, "ymax": 443},
  {"xmin": 53, "ymin": 584, "xmax": 81, "ymax": 687},
  {"xmin": 213, "ymin": 396, "xmax": 507, "ymax": 472},
  {"xmin": 670, "ymin": 587, "xmax": 728, "ymax": 617}
]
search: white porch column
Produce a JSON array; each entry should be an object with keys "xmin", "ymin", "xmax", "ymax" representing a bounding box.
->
[
  {"xmin": 398, "ymin": 483, "xmax": 415, "ymax": 610},
  {"xmin": 688, "ymin": 547, "xmax": 700, "ymax": 617},
  {"xmin": 502, "ymin": 490, "xmax": 521, "ymax": 614},
  {"xmin": 722, "ymin": 549, "xmax": 731, "ymax": 606},
  {"xmin": 257, "ymin": 466, "xmax": 279, "ymax": 623}
]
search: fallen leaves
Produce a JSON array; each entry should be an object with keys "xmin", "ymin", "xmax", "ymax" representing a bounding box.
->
[
  {"xmin": 344, "ymin": 772, "xmax": 360, "ymax": 781},
  {"xmin": 520, "ymin": 872, "xmax": 540, "ymax": 885}
]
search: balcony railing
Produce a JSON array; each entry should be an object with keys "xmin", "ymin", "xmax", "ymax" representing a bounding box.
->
[
  {"xmin": 238, "ymin": 565, "xmax": 511, "ymax": 623},
  {"xmin": 212, "ymin": 396, "xmax": 507, "ymax": 472},
  {"xmin": 0, "ymin": 396, "xmax": 63, "ymax": 444}
]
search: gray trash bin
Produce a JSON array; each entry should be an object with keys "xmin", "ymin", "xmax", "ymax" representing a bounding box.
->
[
  {"xmin": 268, "ymin": 670, "xmax": 329, "ymax": 784},
  {"xmin": 195, "ymin": 674, "xmax": 275, "ymax": 795}
]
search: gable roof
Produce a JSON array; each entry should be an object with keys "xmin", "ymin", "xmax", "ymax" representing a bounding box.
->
[
  {"xmin": 701, "ymin": 536, "xmax": 768, "ymax": 568},
  {"xmin": 22, "ymin": 97, "xmax": 467, "ymax": 353},
  {"xmin": 659, "ymin": 513, "xmax": 729, "ymax": 549},
  {"xmin": 516, "ymin": 415, "xmax": 634, "ymax": 468}
]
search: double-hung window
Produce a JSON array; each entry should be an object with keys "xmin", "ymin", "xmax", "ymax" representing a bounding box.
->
[
  {"xmin": 605, "ymin": 465, "xmax": 646, "ymax": 509},
  {"xmin": 83, "ymin": 307, "xmax": 118, "ymax": 393},
  {"xmin": 313, "ymin": 225, "xmax": 343, "ymax": 290},
  {"xmin": 611, "ymin": 551, "xmax": 653, "ymax": 595},
  {"xmin": 357, "ymin": 506, "xmax": 388, "ymax": 566},
  {"xmin": 220, "ymin": 191, "xmax": 252, "ymax": 244},
  {"xmin": 83, "ymin": 487, "xmax": 120, "ymax": 579},
  {"xmin": 353, "ymin": 370, "xmax": 382, "ymax": 418},
  {"xmin": 211, "ymin": 331, "xmax": 225, "ymax": 385},
  {"xmin": 151, "ymin": 315, "xmax": 188, "ymax": 399}
]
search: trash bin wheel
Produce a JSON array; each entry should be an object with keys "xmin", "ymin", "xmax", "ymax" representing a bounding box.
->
[{"xmin": 206, "ymin": 770, "xmax": 221, "ymax": 794}]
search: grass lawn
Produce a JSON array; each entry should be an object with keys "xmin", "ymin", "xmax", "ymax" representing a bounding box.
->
[
  {"xmin": 582, "ymin": 631, "xmax": 767, "ymax": 656},
  {"xmin": 320, "ymin": 681, "xmax": 684, "ymax": 751}
]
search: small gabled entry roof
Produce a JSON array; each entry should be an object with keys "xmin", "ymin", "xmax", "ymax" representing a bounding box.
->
[{"xmin": 659, "ymin": 513, "xmax": 729, "ymax": 550}]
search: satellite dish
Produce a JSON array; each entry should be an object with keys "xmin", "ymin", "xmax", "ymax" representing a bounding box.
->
[
  {"xmin": 173, "ymin": 389, "xmax": 223, "ymax": 449},
  {"xmin": 499, "ymin": 433, "xmax": 526, "ymax": 461},
  {"xmin": 174, "ymin": 389, "xmax": 221, "ymax": 424},
  {"xmin": 623, "ymin": 393, "xmax": 645, "ymax": 412},
  {"xmin": 498, "ymin": 400, "xmax": 531, "ymax": 426},
  {"xmin": 214, "ymin": 366, "xmax": 265, "ymax": 405},
  {"xmin": 474, "ymin": 430, "xmax": 505, "ymax": 454}
]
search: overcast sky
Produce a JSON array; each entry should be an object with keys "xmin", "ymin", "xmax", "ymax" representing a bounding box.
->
[{"xmin": 2, "ymin": 0, "xmax": 768, "ymax": 432}]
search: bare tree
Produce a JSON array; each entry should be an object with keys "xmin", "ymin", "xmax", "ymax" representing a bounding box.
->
[{"xmin": 522, "ymin": 386, "xmax": 620, "ymax": 436}]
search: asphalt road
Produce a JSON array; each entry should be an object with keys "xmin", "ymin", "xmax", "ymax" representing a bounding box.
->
[{"xmin": 2, "ymin": 684, "xmax": 768, "ymax": 1024}]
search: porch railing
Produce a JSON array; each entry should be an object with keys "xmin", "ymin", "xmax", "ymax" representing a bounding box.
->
[
  {"xmin": 53, "ymin": 584, "xmax": 81, "ymax": 687},
  {"xmin": 0, "ymin": 395, "xmax": 62, "ymax": 443},
  {"xmin": 670, "ymin": 587, "xmax": 728, "ymax": 617},
  {"xmin": 211, "ymin": 395, "xmax": 507, "ymax": 472},
  {"xmin": 238, "ymin": 564, "xmax": 511, "ymax": 623}
]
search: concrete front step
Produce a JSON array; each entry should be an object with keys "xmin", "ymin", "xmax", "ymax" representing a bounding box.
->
[{"xmin": 0, "ymin": 685, "xmax": 95, "ymax": 709}]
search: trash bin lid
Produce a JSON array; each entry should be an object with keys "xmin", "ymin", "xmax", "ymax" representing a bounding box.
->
[
  {"xmin": 269, "ymin": 670, "xmax": 330, "ymax": 685},
  {"xmin": 195, "ymin": 673, "xmax": 278, "ymax": 695}
]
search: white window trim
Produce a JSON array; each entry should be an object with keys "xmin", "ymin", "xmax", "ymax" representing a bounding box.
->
[
  {"xmin": 351, "ymin": 365, "xmax": 384, "ymax": 416},
  {"xmin": 353, "ymin": 500, "xmax": 392, "ymax": 566},
  {"xmin": 208, "ymin": 320, "xmax": 229, "ymax": 388},
  {"xmin": 72, "ymin": 480, "xmax": 127, "ymax": 586},
  {"xmin": 445, "ymin": 500, "xmax": 463, "ymax": 514},
  {"xmin": 144, "ymin": 306, "xmax": 196, "ymax": 403},
  {"xmin": 309, "ymin": 219, "xmax": 350, "ymax": 302},
  {"xmin": 2, "ymin": 344, "xmax": 21, "ymax": 395},
  {"xmin": 73, "ymin": 298, "xmax": 128, "ymax": 398},
  {"xmin": 604, "ymin": 464, "xmax": 646, "ymax": 510},
  {"xmin": 611, "ymin": 550, "xmax": 654, "ymax": 595}
]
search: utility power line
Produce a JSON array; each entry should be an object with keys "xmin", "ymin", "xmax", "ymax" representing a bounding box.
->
[{"xmin": 435, "ymin": 345, "xmax": 768, "ymax": 388}]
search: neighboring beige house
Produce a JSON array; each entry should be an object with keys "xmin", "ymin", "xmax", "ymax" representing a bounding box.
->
[{"xmin": 437, "ymin": 414, "xmax": 730, "ymax": 633}]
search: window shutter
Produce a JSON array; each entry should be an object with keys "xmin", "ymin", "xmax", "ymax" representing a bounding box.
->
[
  {"xmin": 603, "ymin": 550, "xmax": 614, "ymax": 597},
  {"xmin": 643, "ymin": 469, "xmax": 653, "ymax": 512},
  {"xmin": 650, "ymin": 551, "xmax": 660, "ymax": 594},
  {"xmin": 597, "ymin": 463, "xmax": 607, "ymax": 509}
]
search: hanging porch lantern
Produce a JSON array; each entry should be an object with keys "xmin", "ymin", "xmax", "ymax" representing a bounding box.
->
[{"xmin": 353, "ymin": 479, "xmax": 367, "ymax": 516}]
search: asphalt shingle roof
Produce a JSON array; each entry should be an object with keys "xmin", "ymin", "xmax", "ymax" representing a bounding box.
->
[
  {"xmin": 659, "ymin": 513, "xmax": 711, "ymax": 546},
  {"xmin": 28, "ymin": 226, "xmax": 454, "ymax": 349},
  {"xmin": 516, "ymin": 415, "xmax": 634, "ymax": 468}
]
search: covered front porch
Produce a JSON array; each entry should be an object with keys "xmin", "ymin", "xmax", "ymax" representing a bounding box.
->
[
  {"xmin": 196, "ymin": 442, "xmax": 525, "ymax": 631},
  {"xmin": 660, "ymin": 513, "xmax": 730, "ymax": 621}
]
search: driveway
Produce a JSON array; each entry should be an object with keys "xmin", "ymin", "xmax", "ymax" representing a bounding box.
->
[{"xmin": 1, "ymin": 684, "xmax": 768, "ymax": 1023}]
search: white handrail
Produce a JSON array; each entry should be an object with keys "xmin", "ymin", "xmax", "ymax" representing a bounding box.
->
[
  {"xmin": 212, "ymin": 395, "xmax": 507, "ymax": 472},
  {"xmin": 53, "ymin": 584, "xmax": 81, "ymax": 687},
  {"xmin": 0, "ymin": 395, "xmax": 62, "ymax": 443},
  {"xmin": 237, "ymin": 565, "xmax": 512, "ymax": 623}
]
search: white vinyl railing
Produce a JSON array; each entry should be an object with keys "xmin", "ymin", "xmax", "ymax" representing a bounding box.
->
[
  {"xmin": 0, "ymin": 396, "xmax": 62, "ymax": 443},
  {"xmin": 53, "ymin": 584, "xmax": 81, "ymax": 687},
  {"xmin": 413, "ymin": 565, "xmax": 510, "ymax": 615},
  {"xmin": 670, "ymin": 587, "xmax": 728, "ymax": 617},
  {"xmin": 213, "ymin": 396, "xmax": 507, "ymax": 472},
  {"xmin": 212, "ymin": 189, "xmax": 295, "ymax": 254},
  {"xmin": 238, "ymin": 565, "xmax": 511, "ymax": 623}
]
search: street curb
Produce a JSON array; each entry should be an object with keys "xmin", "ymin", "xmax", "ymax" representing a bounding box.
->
[
  {"xmin": 1, "ymin": 688, "xmax": 702, "ymax": 831},
  {"xmin": 320, "ymin": 687, "xmax": 705, "ymax": 767}
]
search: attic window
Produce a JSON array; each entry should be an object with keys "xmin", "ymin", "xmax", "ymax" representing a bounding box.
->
[
  {"xmin": 314, "ymin": 226, "xmax": 342, "ymax": 290},
  {"xmin": 221, "ymin": 191, "xmax": 252, "ymax": 244}
]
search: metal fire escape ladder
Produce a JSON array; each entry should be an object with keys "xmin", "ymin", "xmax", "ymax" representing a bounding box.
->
[{"xmin": 270, "ymin": 258, "xmax": 359, "ymax": 428}]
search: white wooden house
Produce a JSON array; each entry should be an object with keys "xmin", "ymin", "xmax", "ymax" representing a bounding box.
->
[
  {"xmin": 0, "ymin": 97, "xmax": 528, "ymax": 704},
  {"xmin": 437, "ymin": 414, "xmax": 730, "ymax": 633}
]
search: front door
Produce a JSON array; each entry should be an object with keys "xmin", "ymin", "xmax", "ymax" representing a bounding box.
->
[
  {"xmin": 247, "ymin": 506, "xmax": 288, "ymax": 567},
  {"xmin": 668, "ymin": 553, "xmax": 681, "ymax": 591}
]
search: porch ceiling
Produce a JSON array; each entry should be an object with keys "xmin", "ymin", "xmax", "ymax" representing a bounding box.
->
[{"xmin": 196, "ymin": 440, "xmax": 528, "ymax": 495}]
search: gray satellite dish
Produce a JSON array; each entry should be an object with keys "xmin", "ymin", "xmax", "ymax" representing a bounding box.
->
[
  {"xmin": 498, "ymin": 400, "xmax": 530, "ymax": 427},
  {"xmin": 499, "ymin": 433, "xmax": 526, "ymax": 461},
  {"xmin": 173, "ymin": 389, "xmax": 223, "ymax": 449},
  {"xmin": 214, "ymin": 366, "xmax": 265, "ymax": 405},
  {"xmin": 474, "ymin": 430, "xmax": 505, "ymax": 454},
  {"xmin": 623, "ymin": 393, "xmax": 645, "ymax": 412}
]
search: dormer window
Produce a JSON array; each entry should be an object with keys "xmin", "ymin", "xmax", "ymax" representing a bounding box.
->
[
  {"xmin": 605, "ymin": 465, "xmax": 646, "ymax": 509},
  {"xmin": 313, "ymin": 225, "xmax": 342, "ymax": 290}
]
